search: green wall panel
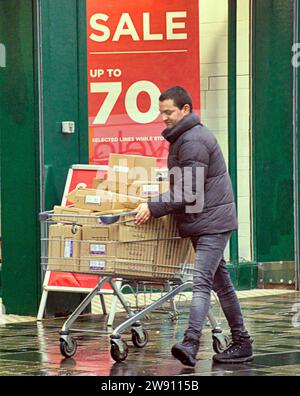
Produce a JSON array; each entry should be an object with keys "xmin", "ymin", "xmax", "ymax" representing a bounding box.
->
[
  {"xmin": 41, "ymin": 0, "xmax": 88, "ymax": 210},
  {"xmin": 253, "ymin": 0, "xmax": 294, "ymax": 263},
  {"xmin": 0, "ymin": 0, "xmax": 88, "ymax": 314},
  {"xmin": 40, "ymin": 0, "xmax": 89, "ymax": 315},
  {"xmin": 297, "ymin": 0, "xmax": 300, "ymax": 290},
  {"xmin": 0, "ymin": 0, "xmax": 41, "ymax": 314}
]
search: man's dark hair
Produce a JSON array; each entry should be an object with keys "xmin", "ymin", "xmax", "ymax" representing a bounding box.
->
[{"xmin": 159, "ymin": 86, "xmax": 193, "ymax": 112}]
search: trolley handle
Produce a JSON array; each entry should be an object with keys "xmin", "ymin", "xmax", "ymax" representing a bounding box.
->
[
  {"xmin": 39, "ymin": 209, "xmax": 138, "ymax": 225},
  {"xmin": 99, "ymin": 210, "xmax": 138, "ymax": 225},
  {"xmin": 39, "ymin": 211, "xmax": 52, "ymax": 221}
]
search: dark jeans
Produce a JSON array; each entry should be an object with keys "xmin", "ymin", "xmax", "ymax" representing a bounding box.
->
[{"xmin": 187, "ymin": 232, "xmax": 248, "ymax": 338}]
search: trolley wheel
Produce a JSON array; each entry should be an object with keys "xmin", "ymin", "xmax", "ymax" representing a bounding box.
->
[
  {"xmin": 131, "ymin": 328, "xmax": 148, "ymax": 348},
  {"xmin": 60, "ymin": 337, "xmax": 77, "ymax": 358},
  {"xmin": 212, "ymin": 334, "xmax": 230, "ymax": 354},
  {"xmin": 110, "ymin": 340, "xmax": 129, "ymax": 362}
]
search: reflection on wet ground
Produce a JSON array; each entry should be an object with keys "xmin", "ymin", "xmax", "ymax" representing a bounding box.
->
[{"xmin": 0, "ymin": 292, "xmax": 300, "ymax": 376}]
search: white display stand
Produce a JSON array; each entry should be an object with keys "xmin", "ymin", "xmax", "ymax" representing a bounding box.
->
[{"xmin": 37, "ymin": 164, "xmax": 122, "ymax": 325}]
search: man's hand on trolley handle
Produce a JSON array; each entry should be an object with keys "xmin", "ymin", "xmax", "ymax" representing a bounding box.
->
[{"xmin": 135, "ymin": 203, "xmax": 151, "ymax": 225}]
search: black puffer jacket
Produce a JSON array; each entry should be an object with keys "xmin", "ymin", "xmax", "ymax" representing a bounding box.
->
[{"xmin": 148, "ymin": 113, "xmax": 238, "ymax": 237}]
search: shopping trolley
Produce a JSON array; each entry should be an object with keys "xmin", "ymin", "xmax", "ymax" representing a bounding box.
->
[{"xmin": 39, "ymin": 210, "xmax": 230, "ymax": 362}]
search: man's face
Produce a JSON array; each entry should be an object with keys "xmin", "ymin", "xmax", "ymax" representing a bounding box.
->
[{"xmin": 159, "ymin": 99, "xmax": 190, "ymax": 129}]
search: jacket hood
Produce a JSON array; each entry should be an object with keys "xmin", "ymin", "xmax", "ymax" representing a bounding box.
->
[{"xmin": 162, "ymin": 112, "xmax": 201, "ymax": 144}]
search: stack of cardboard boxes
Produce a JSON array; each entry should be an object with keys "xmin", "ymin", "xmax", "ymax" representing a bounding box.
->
[
  {"xmin": 115, "ymin": 215, "xmax": 191, "ymax": 279},
  {"xmin": 47, "ymin": 154, "xmax": 192, "ymax": 279}
]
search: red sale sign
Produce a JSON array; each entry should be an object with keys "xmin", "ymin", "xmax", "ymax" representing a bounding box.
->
[{"xmin": 87, "ymin": 0, "xmax": 200, "ymax": 166}]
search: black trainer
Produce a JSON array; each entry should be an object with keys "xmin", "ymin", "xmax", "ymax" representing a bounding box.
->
[
  {"xmin": 171, "ymin": 333, "xmax": 199, "ymax": 367},
  {"xmin": 213, "ymin": 334, "xmax": 253, "ymax": 363}
]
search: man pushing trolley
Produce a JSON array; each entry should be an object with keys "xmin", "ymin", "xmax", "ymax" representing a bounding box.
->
[{"xmin": 135, "ymin": 86, "xmax": 253, "ymax": 367}]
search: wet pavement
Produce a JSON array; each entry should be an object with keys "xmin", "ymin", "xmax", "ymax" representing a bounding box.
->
[{"xmin": 0, "ymin": 291, "xmax": 300, "ymax": 376}]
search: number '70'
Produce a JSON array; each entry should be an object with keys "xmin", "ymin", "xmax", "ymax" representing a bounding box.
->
[{"xmin": 91, "ymin": 81, "xmax": 161, "ymax": 125}]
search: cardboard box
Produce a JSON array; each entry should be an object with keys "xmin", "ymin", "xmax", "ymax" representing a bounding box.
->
[
  {"xmin": 154, "ymin": 238, "xmax": 191, "ymax": 279},
  {"xmin": 80, "ymin": 258, "xmax": 114, "ymax": 273},
  {"xmin": 151, "ymin": 216, "xmax": 192, "ymax": 279},
  {"xmin": 48, "ymin": 224, "xmax": 81, "ymax": 271},
  {"xmin": 80, "ymin": 225, "xmax": 118, "ymax": 273},
  {"xmin": 117, "ymin": 215, "xmax": 192, "ymax": 280},
  {"xmin": 67, "ymin": 188, "xmax": 114, "ymax": 211},
  {"xmin": 115, "ymin": 216, "xmax": 164, "ymax": 278},
  {"xmin": 82, "ymin": 223, "xmax": 119, "ymax": 241},
  {"xmin": 67, "ymin": 188, "xmax": 146, "ymax": 212},
  {"xmin": 117, "ymin": 240, "xmax": 155, "ymax": 261},
  {"xmin": 52, "ymin": 205, "xmax": 100, "ymax": 224},
  {"xmin": 113, "ymin": 258, "xmax": 154, "ymax": 279},
  {"xmin": 118, "ymin": 217, "xmax": 160, "ymax": 242},
  {"xmin": 115, "ymin": 242, "xmax": 191, "ymax": 280},
  {"xmin": 116, "ymin": 217, "xmax": 160, "ymax": 276},
  {"xmin": 107, "ymin": 154, "xmax": 157, "ymax": 188},
  {"xmin": 106, "ymin": 179, "xmax": 131, "ymax": 195},
  {"xmin": 108, "ymin": 153, "xmax": 135, "ymax": 175},
  {"xmin": 187, "ymin": 245, "xmax": 195, "ymax": 263},
  {"xmin": 65, "ymin": 188, "xmax": 76, "ymax": 204},
  {"xmin": 128, "ymin": 180, "xmax": 169, "ymax": 198},
  {"xmin": 118, "ymin": 215, "xmax": 182, "ymax": 241},
  {"xmin": 92, "ymin": 178, "xmax": 108, "ymax": 190},
  {"xmin": 111, "ymin": 192, "xmax": 146, "ymax": 210}
]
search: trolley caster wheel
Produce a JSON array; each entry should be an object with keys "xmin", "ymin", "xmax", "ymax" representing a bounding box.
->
[
  {"xmin": 131, "ymin": 328, "xmax": 148, "ymax": 348},
  {"xmin": 212, "ymin": 333, "xmax": 230, "ymax": 353},
  {"xmin": 60, "ymin": 337, "xmax": 77, "ymax": 358},
  {"xmin": 110, "ymin": 339, "xmax": 129, "ymax": 362}
]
